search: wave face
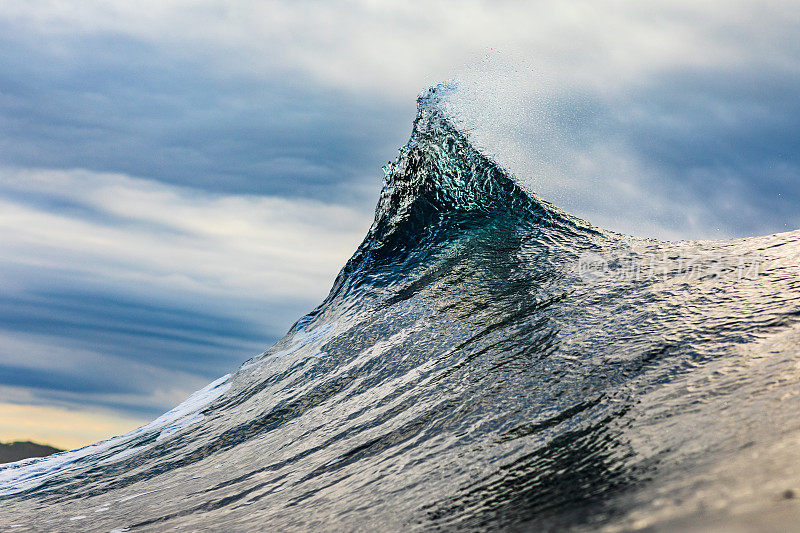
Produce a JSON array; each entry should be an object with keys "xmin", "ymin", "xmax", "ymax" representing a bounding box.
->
[{"xmin": 3, "ymin": 86, "xmax": 800, "ymax": 531}]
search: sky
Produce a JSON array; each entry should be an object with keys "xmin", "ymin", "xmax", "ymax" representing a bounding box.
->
[{"xmin": 1, "ymin": 0, "xmax": 799, "ymax": 449}]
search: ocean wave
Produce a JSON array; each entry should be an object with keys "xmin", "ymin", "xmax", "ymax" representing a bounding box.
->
[{"xmin": 2, "ymin": 84, "xmax": 800, "ymax": 531}]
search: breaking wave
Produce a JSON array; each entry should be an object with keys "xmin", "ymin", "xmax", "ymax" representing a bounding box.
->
[{"xmin": 3, "ymin": 85, "xmax": 800, "ymax": 531}]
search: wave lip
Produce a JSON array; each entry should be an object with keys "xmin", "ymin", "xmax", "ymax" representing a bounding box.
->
[{"xmin": 325, "ymin": 84, "xmax": 596, "ymax": 308}]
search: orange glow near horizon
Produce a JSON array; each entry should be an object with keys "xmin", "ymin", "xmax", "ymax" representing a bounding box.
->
[{"xmin": 0, "ymin": 403, "xmax": 146, "ymax": 451}]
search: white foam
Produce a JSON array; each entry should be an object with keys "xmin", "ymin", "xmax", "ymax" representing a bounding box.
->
[
  {"xmin": 156, "ymin": 412, "xmax": 205, "ymax": 442},
  {"xmin": 149, "ymin": 374, "xmax": 231, "ymax": 440}
]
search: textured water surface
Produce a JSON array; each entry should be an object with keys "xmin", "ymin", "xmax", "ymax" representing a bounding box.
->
[{"xmin": 2, "ymin": 86, "xmax": 800, "ymax": 532}]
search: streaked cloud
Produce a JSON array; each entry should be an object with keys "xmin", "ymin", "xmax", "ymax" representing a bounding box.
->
[
  {"xmin": 0, "ymin": 167, "xmax": 368, "ymax": 420},
  {"xmin": 4, "ymin": 1, "xmax": 798, "ymax": 97},
  {"xmin": 0, "ymin": 23, "xmax": 408, "ymax": 201}
]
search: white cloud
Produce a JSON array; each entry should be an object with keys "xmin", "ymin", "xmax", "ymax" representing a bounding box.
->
[
  {"xmin": 3, "ymin": 0, "xmax": 798, "ymax": 242},
  {"xmin": 0, "ymin": 167, "xmax": 369, "ymax": 303},
  {"xmin": 5, "ymin": 0, "xmax": 799, "ymax": 101}
]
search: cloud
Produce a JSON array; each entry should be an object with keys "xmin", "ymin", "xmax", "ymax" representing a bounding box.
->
[
  {"xmin": 0, "ymin": 167, "xmax": 367, "ymax": 298},
  {"xmin": 0, "ymin": 167, "xmax": 368, "ymax": 419},
  {"xmin": 4, "ymin": 1, "xmax": 798, "ymax": 97},
  {"xmin": 0, "ymin": 21, "xmax": 410, "ymax": 201}
]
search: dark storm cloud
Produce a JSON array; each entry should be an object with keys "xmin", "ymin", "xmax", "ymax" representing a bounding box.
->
[
  {"xmin": 0, "ymin": 286, "xmax": 278, "ymax": 418},
  {"xmin": 0, "ymin": 289, "xmax": 270, "ymax": 374},
  {"xmin": 0, "ymin": 23, "xmax": 410, "ymax": 203}
]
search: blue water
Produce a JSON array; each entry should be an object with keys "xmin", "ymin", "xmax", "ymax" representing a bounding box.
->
[{"xmin": 2, "ymin": 85, "xmax": 800, "ymax": 531}]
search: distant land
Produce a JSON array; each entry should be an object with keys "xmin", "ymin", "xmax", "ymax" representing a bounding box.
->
[{"xmin": 0, "ymin": 441, "xmax": 63, "ymax": 464}]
